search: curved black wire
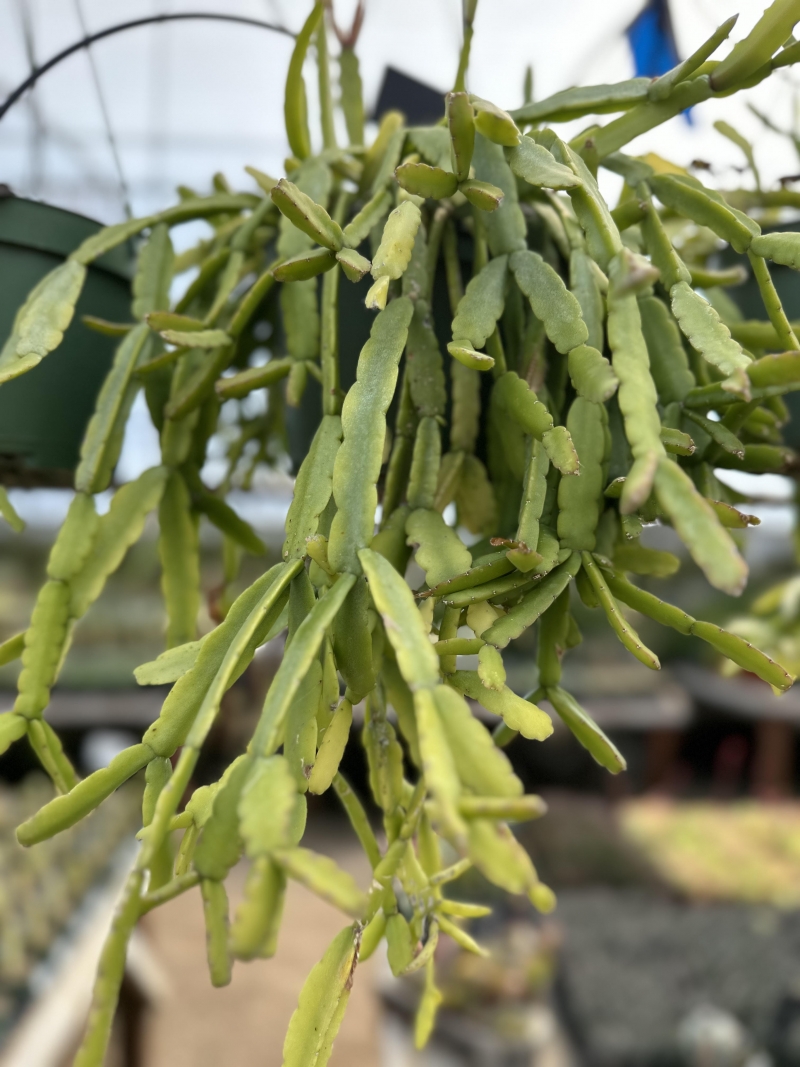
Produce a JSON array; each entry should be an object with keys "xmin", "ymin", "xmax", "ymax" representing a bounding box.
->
[{"xmin": 0, "ymin": 13, "xmax": 294, "ymax": 122}]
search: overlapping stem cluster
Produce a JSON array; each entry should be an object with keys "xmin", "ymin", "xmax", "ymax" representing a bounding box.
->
[{"xmin": 2, "ymin": 1, "xmax": 800, "ymax": 1063}]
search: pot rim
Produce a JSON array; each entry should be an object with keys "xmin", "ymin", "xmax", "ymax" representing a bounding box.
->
[{"xmin": 0, "ymin": 194, "xmax": 133, "ymax": 281}]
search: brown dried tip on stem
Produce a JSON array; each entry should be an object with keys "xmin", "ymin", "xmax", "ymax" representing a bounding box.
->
[
  {"xmin": 327, "ymin": 0, "xmax": 365, "ymax": 50},
  {"xmin": 206, "ymin": 584, "xmax": 227, "ymax": 625},
  {"xmin": 490, "ymin": 537, "xmax": 525, "ymax": 550}
]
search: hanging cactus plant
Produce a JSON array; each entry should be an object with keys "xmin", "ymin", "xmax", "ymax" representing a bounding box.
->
[{"xmin": 2, "ymin": 0, "xmax": 800, "ymax": 1062}]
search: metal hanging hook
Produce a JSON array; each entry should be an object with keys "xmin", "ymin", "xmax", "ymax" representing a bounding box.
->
[{"xmin": 0, "ymin": 13, "xmax": 295, "ymax": 123}]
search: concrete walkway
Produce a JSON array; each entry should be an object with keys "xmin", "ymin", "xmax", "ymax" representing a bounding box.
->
[{"xmin": 143, "ymin": 830, "xmax": 379, "ymax": 1067}]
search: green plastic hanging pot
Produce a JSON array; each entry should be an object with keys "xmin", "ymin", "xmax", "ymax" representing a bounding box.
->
[
  {"xmin": 0, "ymin": 194, "xmax": 132, "ymax": 486},
  {"xmin": 719, "ymin": 220, "xmax": 800, "ymax": 446}
]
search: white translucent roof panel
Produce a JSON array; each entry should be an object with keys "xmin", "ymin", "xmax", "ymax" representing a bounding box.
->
[{"xmin": 0, "ymin": 0, "xmax": 798, "ymax": 225}]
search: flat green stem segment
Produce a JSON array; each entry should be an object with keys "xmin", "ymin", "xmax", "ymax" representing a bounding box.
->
[
  {"xmin": 749, "ymin": 231, "xmax": 800, "ymax": 271},
  {"xmin": 76, "ymin": 323, "xmax": 151, "ymax": 494},
  {"xmin": 316, "ymin": 17, "xmax": 337, "ymax": 151},
  {"xmin": 371, "ymin": 203, "xmax": 422, "ymax": 285},
  {"xmin": 17, "ymin": 743, "xmax": 153, "ymax": 846},
  {"xmin": 483, "ymin": 553, "xmax": 581, "ymax": 649},
  {"xmin": 143, "ymin": 565, "xmax": 286, "ymax": 758},
  {"xmin": 328, "ymin": 298, "xmax": 413, "ymax": 573},
  {"xmin": 271, "ymin": 181, "xmax": 344, "ymax": 253},
  {"xmin": 513, "ymin": 440, "xmax": 549, "ymax": 562},
  {"xmin": 333, "ymin": 773, "xmax": 381, "ymax": 868},
  {"xmin": 748, "ymin": 350, "xmax": 800, "ymax": 388},
  {"xmin": 654, "ymin": 457, "xmax": 747, "ymax": 596},
  {"xmin": 555, "ymin": 140, "xmax": 621, "ymax": 269},
  {"xmin": 283, "ymin": 415, "xmax": 342, "ymax": 560},
  {"xmin": 26, "ymin": 720, "xmax": 78, "ymax": 794},
  {"xmin": 282, "ymin": 924, "xmax": 360, "ymax": 1067},
  {"xmin": 158, "ymin": 470, "xmax": 200, "ymax": 648},
  {"xmin": 407, "ymin": 418, "xmax": 441, "ymax": 511},
  {"xmin": 406, "ymin": 298, "xmax": 447, "ymax": 418},
  {"xmin": 186, "ymin": 566, "xmax": 302, "ymax": 754},
  {"xmin": 747, "ymin": 251, "xmax": 800, "ymax": 350},
  {"xmin": 339, "ymin": 47, "xmax": 364, "ymax": 147},
  {"xmin": 413, "ymin": 687, "xmax": 465, "ymax": 843},
  {"xmin": 0, "ymin": 631, "xmax": 25, "ymax": 668},
  {"xmin": 690, "ymin": 620, "xmax": 794, "ymax": 691},
  {"xmin": 425, "ymin": 552, "xmax": 514, "ymax": 599},
  {"xmin": 545, "ymin": 686, "xmax": 626, "ymax": 773},
  {"xmin": 139, "ymin": 561, "xmax": 301, "ymax": 869},
  {"xmin": 129, "ymin": 246, "xmax": 176, "ymax": 313},
  {"xmin": 359, "ymin": 548, "xmax": 440, "ymax": 688},
  {"xmin": 671, "ymin": 280, "xmax": 752, "ymax": 395},
  {"xmin": 0, "ymin": 712, "xmax": 27, "ymax": 756},
  {"xmin": 343, "ymin": 189, "xmax": 392, "ymax": 249},
  {"xmin": 511, "ymin": 78, "xmax": 650, "ymax": 124},
  {"xmin": 510, "ymin": 250, "xmax": 588, "ymax": 354},
  {"xmin": 237, "ymin": 754, "xmax": 300, "ymax": 861},
  {"xmin": 506, "ymin": 137, "xmax": 579, "ymax": 188},
  {"xmin": 284, "ymin": 4, "xmax": 323, "ymax": 160},
  {"xmin": 451, "ymin": 255, "xmax": 508, "ymax": 349},
  {"xmin": 637, "ymin": 292, "xmax": 694, "ymax": 404},
  {"xmin": 441, "ymin": 566, "xmax": 535, "ymax": 609},
  {"xmin": 229, "ymin": 263, "xmax": 277, "ymax": 338},
  {"xmin": 435, "ymin": 683, "xmax": 522, "ymax": 798},
  {"xmin": 274, "ymin": 847, "xmax": 366, "ymax": 916},
  {"xmin": 448, "ymin": 91, "xmax": 475, "ymax": 182},
  {"xmin": 200, "ymin": 879, "xmax": 232, "ymax": 986},
  {"xmin": 557, "ymin": 398, "xmax": 607, "ymax": 552},
  {"xmin": 471, "ymin": 135, "xmax": 527, "ymax": 257},
  {"xmin": 73, "ymin": 196, "xmax": 259, "ymax": 267},
  {"xmin": 435, "ymin": 637, "xmax": 484, "ymax": 657},
  {"xmin": 581, "ymin": 78, "xmax": 711, "ymax": 159},
  {"xmin": 606, "ymin": 255, "xmax": 664, "ymax": 512},
  {"xmin": 568, "ymin": 344, "xmax": 619, "ymax": 404},
  {"xmin": 406, "ymin": 509, "xmax": 472, "ymax": 589},
  {"xmin": 252, "ymin": 574, "xmax": 356, "ymax": 758},
  {"xmin": 604, "ymin": 570, "xmax": 695, "ymax": 634},
  {"xmin": 710, "ymin": 0, "xmax": 800, "ymax": 91},
  {"xmin": 139, "ymin": 872, "xmax": 200, "ymax": 914},
  {"xmin": 14, "ymin": 578, "xmax": 71, "ymax": 719},
  {"xmin": 649, "ymin": 175, "xmax": 758, "ymax": 254},
  {"xmin": 649, "ymin": 15, "xmax": 738, "ymax": 100},
  {"xmin": 449, "ymin": 670, "xmax": 553, "ymax": 741},
  {"xmin": 74, "ymin": 869, "xmax": 145, "ymax": 1067},
  {"xmin": 216, "ymin": 358, "xmax": 291, "ymax": 400},
  {"xmin": 321, "ymin": 265, "xmax": 342, "ymax": 414},
  {"xmin": 580, "ymin": 552, "xmax": 660, "ymax": 670},
  {"xmin": 69, "ymin": 466, "xmax": 168, "ymax": 620},
  {"xmin": 0, "ymin": 259, "xmax": 87, "ymax": 384},
  {"xmin": 639, "ymin": 197, "xmax": 691, "ymax": 289},
  {"xmin": 611, "ymin": 199, "xmax": 647, "ymax": 232}
]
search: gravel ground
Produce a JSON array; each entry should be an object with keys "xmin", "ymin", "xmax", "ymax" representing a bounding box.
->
[{"xmin": 555, "ymin": 888, "xmax": 800, "ymax": 1067}]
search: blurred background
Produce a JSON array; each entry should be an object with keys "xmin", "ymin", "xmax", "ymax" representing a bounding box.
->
[{"xmin": 3, "ymin": 1, "xmax": 800, "ymax": 1065}]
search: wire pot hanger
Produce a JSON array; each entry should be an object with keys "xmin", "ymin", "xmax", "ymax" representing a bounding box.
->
[{"xmin": 0, "ymin": 12, "xmax": 295, "ymax": 123}]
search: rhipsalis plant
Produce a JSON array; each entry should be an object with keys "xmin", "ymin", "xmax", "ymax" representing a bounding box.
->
[{"xmin": 2, "ymin": 1, "xmax": 800, "ymax": 1062}]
